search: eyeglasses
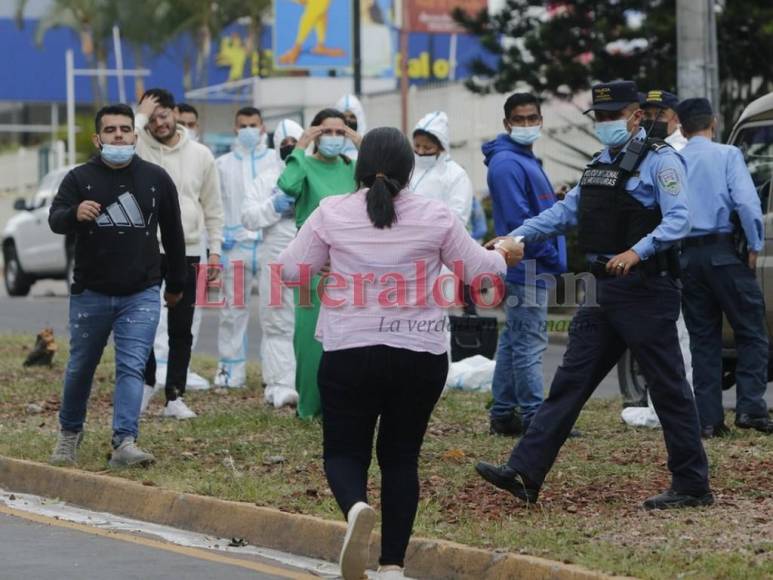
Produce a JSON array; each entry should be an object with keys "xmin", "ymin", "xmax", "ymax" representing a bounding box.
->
[{"xmin": 508, "ymin": 114, "xmax": 542, "ymax": 126}]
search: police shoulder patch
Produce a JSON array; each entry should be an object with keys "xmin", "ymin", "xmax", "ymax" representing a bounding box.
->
[{"xmin": 657, "ymin": 167, "xmax": 681, "ymax": 195}]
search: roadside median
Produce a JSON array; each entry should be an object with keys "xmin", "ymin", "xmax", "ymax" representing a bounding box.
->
[{"xmin": 0, "ymin": 455, "xmax": 623, "ymax": 580}]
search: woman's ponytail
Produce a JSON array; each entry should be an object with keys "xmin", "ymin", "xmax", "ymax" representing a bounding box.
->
[
  {"xmin": 365, "ymin": 173, "xmax": 400, "ymax": 229},
  {"xmin": 354, "ymin": 127, "xmax": 415, "ymax": 229}
]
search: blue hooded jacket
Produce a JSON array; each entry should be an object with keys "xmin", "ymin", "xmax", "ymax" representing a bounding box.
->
[{"xmin": 482, "ymin": 134, "xmax": 567, "ymax": 286}]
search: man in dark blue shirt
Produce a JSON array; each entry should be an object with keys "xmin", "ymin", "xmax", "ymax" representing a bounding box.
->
[{"xmin": 483, "ymin": 93, "xmax": 567, "ymax": 436}]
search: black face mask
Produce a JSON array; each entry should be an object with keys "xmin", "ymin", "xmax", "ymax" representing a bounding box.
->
[
  {"xmin": 345, "ymin": 118, "xmax": 358, "ymax": 132},
  {"xmin": 641, "ymin": 119, "xmax": 669, "ymax": 140},
  {"xmin": 280, "ymin": 144, "xmax": 295, "ymax": 161}
]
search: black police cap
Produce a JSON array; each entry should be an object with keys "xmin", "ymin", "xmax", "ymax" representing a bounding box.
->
[
  {"xmin": 676, "ymin": 98, "xmax": 714, "ymax": 121},
  {"xmin": 642, "ymin": 90, "xmax": 679, "ymax": 110},
  {"xmin": 584, "ymin": 81, "xmax": 640, "ymax": 113}
]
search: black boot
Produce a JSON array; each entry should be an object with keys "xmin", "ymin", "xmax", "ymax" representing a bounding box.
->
[
  {"xmin": 475, "ymin": 462, "xmax": 539, "ymax": 503},
  {"xmin": 643, "ymin": 489, "xmax": 714, "ymax": 510},
  {"xmin": 735, "ymin": 414, "xmax": 773, "ymax": 434}
]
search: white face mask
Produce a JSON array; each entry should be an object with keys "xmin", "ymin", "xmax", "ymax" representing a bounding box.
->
[{"xmin": 414, "ymin": 153, "xmax": 438, "ymax": 172}]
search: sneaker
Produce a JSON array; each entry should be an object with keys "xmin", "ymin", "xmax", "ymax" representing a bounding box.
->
[
  {"xmin": 49, "ymin": 430, "xmax": 84, "ymax": 466},
  {"xmin": 272, "ymin": 387, "xmax": 299, "ymax": 409},
  {"xmin": 378, "ymin": 566, "xmax": 410, "ymax": 579},
  {"xmin": 186, "ymin": 371, "xmax": 211, "ymax": 391},
  {"xmin": 108, "ymin": 437, "xmax": 155, "ymax": 469},
  {"xmin": 339, "ymin": 502, "xmax": 376, "ymax": 580},
  {"xmin": 140, "ymin": 384, "xmax": 159, "ymax": 416},
  {"xmin": 264, "ymin": 386, "xmax": 276, "ymax": 406},
  {"xmin": 643, "ymin": 489, "xmax": 714, "ymax": 510},
  {"xmin": 162, "ymin": 398, "xmax": 197, "ymax": 419}
]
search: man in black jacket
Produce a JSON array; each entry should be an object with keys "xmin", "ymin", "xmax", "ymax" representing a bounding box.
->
[{"xmin": 48, "ymin": 104, "xmax": 186, "ymax": 469}]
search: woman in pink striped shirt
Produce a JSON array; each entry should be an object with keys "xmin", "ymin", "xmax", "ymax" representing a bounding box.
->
[{"xmin": 277, "ymin": 127, "xmax": 523, "ymax": 580}]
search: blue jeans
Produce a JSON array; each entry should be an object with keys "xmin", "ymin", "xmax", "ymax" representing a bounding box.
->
[
  {"xmin": 491, "ymin": 283, "xmax": 548, "ymax": 423},
  {"xmin": 59, "ymin": 287, "xmax": 160, "ymax": 446}
]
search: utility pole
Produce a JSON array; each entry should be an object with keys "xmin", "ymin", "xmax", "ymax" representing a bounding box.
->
[
  {"xmin": 353, "ymin": 0, "xmax": 362, "ymax": 96},
  {"xmin": 676, "ymin": 0, "xmax": 721, "ymax": 134}
]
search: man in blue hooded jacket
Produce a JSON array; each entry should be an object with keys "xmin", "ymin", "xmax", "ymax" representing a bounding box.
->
[{"xmin": 483, "ymin": 93, "xmax": 568, "ymax": 436}]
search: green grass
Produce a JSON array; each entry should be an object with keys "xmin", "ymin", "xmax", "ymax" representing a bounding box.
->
[{"xmin": 1, "ymin": 333, "xmax": 772, "ymax": 579}]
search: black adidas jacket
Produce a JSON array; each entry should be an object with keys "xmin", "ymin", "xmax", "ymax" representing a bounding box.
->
[{"xmin": 49, "ymin": 155, "xmax": 186, "ymax": 296}]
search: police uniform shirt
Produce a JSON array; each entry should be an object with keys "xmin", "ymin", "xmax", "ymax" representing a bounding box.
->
[
  {"xmin": 510, "ymin": 129, "xmax": 690, "ymax": 261},
  {"xmin": 680, "ymin": 136, "xmax": 764, "ymax": 252}
]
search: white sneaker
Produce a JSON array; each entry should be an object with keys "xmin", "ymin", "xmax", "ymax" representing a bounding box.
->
[
  {"xmin": 339, "ymin": 502, "xmax": 376, "ymax": 580},
  {"xmin": 186, "ymin": 371, "xmax": 210, "ymax": 391},
  {"xmin": 140, "ymin": 384, "xmax": 159, "ymax": 416},
  {"xmin": 272, "ymin": 387, "xmax": 299, "ymax": 409},
  {"xmin": 377, "ymin": 566, "xmax": 410, "ymax": 579},
  {"xmin": 162, "ymin": 398, "xmax": 197, "ymax": 419}
]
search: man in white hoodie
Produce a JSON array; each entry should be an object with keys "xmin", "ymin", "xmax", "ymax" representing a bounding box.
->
[
  {"xmin": 242, "ymin": 119, "xmax": 303, "ymax": 408},
  {"xmin": 213, "ymin": 107, "xmax": 280, "ymax": 388},
  {"xmin": 135, "ymin": 88, "xmax": 224, "ymax": 420},
  {"xmin": 335, "ymin": 94, "xmax": 367, "ymax": 160}
]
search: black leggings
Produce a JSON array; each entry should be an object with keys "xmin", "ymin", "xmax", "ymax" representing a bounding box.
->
[
  {"xmin": 144, "ymin": 255, "xmax": 199, "ymax": 401},
  {"xmin": 318, "ymin": 345, "xmax": 448, "ymax": 567}
]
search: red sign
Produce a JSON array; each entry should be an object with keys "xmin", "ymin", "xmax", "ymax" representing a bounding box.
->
[{"xmin": 406, "ymin": 0, "xmax": 488, "ymax": 34}]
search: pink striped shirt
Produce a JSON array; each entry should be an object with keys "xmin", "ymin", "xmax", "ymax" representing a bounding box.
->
[{"xmin": 276, "ymin": 189, "xmax": 507, "ymax": 354}]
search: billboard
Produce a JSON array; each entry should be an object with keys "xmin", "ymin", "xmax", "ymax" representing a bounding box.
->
[
  {"xmin": 273, "ymin": 0, "xmax": 353, "ymax": 69},
  {"xmin": 406, "ymin": 0, "xmax": 488, "ymax": 33},
  {"xmin": 0, "ymin": 14, "xmax": 496, "ymax": 103}
]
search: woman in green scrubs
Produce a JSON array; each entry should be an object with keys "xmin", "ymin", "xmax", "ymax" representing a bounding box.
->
[{"xmin": 277, "ymin": 108, "xmax": 359, "ymax": 418}]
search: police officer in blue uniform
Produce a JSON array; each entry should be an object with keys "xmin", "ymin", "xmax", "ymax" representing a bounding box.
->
[
  {"xmin": 476, "ymin": 81, "xmax": 712, "ymax": 510},
  {"xmin": 677, "ymin": 97, "xmax": 773, "ymax": 437}
]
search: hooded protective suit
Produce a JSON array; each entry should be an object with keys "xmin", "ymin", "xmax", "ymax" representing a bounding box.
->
[
  {"xmin": 409, "ymin": 111, "xmax": 473, "ymax": 225},
  {"xmin": 214, "ymin": 136, "xmax": 280, "ymax": 387},
  {"xmin": 242, "ymin": 119, "xmax": 303, "ymax": 407},
  {"xmin": 335, "ymin": 94, "xmax": 367, "ymax": 160}
]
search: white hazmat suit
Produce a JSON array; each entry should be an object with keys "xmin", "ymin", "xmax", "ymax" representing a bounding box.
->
[
  {"xmin": 409, "ymin": 111, "xmax": 473, "ymax": 225},
  {"xmin": 241, "ymin": 119, "xmax": 303, "ymax": 408},
  {"xmin": 214, "ymin": 139, "xmax": 280, "ymax": 387},
  {"xmin": 335, "ymin": 94, "xmax": 367, "ymax": 160}
]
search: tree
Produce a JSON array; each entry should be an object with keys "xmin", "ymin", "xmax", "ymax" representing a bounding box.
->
[{"xmin": 456, "ymin": 0, "xmax": 773, "ymax": 135}]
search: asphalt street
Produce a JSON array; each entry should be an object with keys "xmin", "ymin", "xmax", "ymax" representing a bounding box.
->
[{"xmin": 0, "ymin": 507, "xmax": 318, "ymax": 580}]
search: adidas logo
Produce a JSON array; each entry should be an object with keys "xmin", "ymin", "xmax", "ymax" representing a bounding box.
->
[{"xmin": 96, "ymin": 192, "xmax": 146, "ymax": 228}]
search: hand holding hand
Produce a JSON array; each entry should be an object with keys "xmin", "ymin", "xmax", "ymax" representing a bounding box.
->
[{"xmin": 494, "ymin": 237, "xmax": 525, "ymax": 267}]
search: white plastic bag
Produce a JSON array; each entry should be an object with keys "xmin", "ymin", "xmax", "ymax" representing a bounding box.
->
[{"xmin": 445, "ymin": 355, "xmax": 496, "ymax": 391}]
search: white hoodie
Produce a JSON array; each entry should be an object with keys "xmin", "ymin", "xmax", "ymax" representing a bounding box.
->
[
  {"xmin": 135, "ymin": 113, "xmax": 224, "ymax": 256},
  {"xmin": 335, "ymin": 94, "xmax": 367, "ymax": 160},
  {"xmin": 409, "ymin": 111, "xmax": 473, "ymax": 225}
]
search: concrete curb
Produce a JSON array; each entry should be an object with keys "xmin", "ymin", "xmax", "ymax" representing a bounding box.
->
[{"xmin": 0, "ymin": 456, "xmax": 628, "ymax": 579}]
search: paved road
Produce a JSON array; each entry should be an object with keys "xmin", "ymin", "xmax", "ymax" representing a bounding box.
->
[{"xmin": 0, "ymin": 508, "xmax": 316, "ymax": 580}]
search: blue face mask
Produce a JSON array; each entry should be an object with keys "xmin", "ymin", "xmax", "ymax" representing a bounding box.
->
[
  {"xmin": 318, "ymin": 136, "xmax": 345, "ymax": 158},
  {"xmin": 594, "ymin": 118, "xmax": 632, "ymax": 147},
  {"xmin": 509, "ymin": 126, "xmax": 542, "ymax": 145},
  {"xmin": 237, "ymin": 127, "xmax": 262, "ymax": 150},
  {"xmin": 101, "ymin": 143, "xmax": 135, "ymax": 165}
]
